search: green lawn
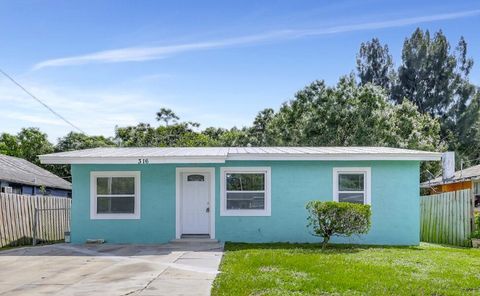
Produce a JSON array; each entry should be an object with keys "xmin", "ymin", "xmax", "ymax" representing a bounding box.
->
[{"xmin": 211, "ymin": 243, "xmax": 480, "ymax": 296}]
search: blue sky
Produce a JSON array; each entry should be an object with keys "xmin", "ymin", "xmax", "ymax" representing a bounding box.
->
[{"xmin": 1, "ymin": 0, "xmax": 480, "ymax": 142}]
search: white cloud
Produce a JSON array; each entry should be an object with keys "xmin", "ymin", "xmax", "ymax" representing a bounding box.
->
[
  {"xmin": 0, "ymin": 80, "xmax": 163, "ymax": 141},
  {"xmin": 4, "ymin": 112, "xmax": 67, "ymax": 126},
  {"xmin": 33, "ymin": 9, "xmax": 480, "ymax": 70},
  {"xmin": 0, "ymin": 80, "xmax": 246, "ymax": 142}
]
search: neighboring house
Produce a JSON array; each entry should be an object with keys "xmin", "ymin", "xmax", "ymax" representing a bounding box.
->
[
  {"xmin": 421, "ymin": 164, "xmax": 480, "ymax": 207},
  {"xmin": 0, "ymin": 154, "xmax": 71, "ymax": 197},
  {"xmin": 39, "ymin": 147, "xmax": 440, "ymax": 245}
]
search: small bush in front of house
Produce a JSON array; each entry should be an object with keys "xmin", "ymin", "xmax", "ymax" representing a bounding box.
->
[{"xmin": 306, "ymin": 201, "xmax": 371, "ymax": 249}]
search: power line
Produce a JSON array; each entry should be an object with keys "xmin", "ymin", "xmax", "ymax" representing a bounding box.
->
[{"xmin": 0, "ymin": 68, "xmax": 85, "ymax": 133}]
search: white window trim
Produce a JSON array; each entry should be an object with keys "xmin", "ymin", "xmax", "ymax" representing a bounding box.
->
[
  {"xmin": 473, "ymin": 180, "xmax": 480, "ymax": 195},
  {"xmin": 333, "ymin": 167, "xmax": 371, "ymax": 205},
  {"xmin": 220, "ymin": 167, "xmax": 271, "ymax": 216},
  {"xmin": 90, "ymin": 171, "xmax": 141, "ymax": 220}
]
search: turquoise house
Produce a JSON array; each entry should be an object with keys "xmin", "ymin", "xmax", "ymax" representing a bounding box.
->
[{"xmin": 40, "ymin": 147, "xmax": 440, "ymax": 245}]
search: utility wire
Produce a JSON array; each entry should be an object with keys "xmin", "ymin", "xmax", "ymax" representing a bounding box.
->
[{"xmin": 0, "ymin": 68, "xmax": 85, "ymax": 133}]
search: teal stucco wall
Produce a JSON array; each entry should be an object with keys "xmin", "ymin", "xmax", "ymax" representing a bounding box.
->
[{"xmin": 70, "ymin": 160, "xmax": 420, "ymax": 245}]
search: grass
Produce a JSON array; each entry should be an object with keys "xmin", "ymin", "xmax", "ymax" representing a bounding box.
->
[
  {"xmin": 0, "ymin": 245, "xmax": 20, "ymax": 251},
  {"xmin": 211, "ymin": 242, "xmax": 480, "ymax": 296}
]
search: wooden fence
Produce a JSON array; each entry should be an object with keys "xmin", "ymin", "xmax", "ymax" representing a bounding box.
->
[
  {"xmin": 0, "ymin": 193, "xmax": 71, "ymax": 248},
  {"xmin": 420, "ymin": 189, "xmax": 474, "ymax": 247}
]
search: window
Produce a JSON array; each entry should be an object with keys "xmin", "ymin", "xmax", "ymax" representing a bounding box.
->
[
  {"xmin": 187, "ymin": 174, "xmax": 205, "ymax": 182},
  {"xmin": 333, "ymin": 168, "xmax": 371, "ymax": 205},
  {"xmin": 474, "ymin": 181, "xmax": 480, "ymax": 196},
  {"xmin": 220, "ymin": 167, "xmax": 271, "ymax": 216},
  {"xmin": 90, "ymin": 171, "xmax": 140, "ymax": 219}
]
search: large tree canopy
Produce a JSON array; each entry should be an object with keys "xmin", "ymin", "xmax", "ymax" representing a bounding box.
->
[
  {"xmin": 355, "ymin": 28, "xmax": 479, "ymax": 169},
  {"xmin": 0, "ymin": 128, "xmax": 53, "ymax": 165},
  {"xmin": 393, "ymin": 29, "xmax": 473, "ymax": 117},
  {"xmin": 115, "ymin": 121, "xmax": 216, "ymax": 147},
  {"xmin": 56, "ymin": 132, "xmax": 115, "ymax": 152},
  {"xmin": 264, "ymin": 76, "xmax": 441, "ymax": 151}
]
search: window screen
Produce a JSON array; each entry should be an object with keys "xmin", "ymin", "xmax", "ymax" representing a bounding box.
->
[
  {"xmin": 96, "ymin": 177, "xmax": 135, "ymax": 214},
  {"xmin": 225, "ymin": 173, "xmax": 265, "ymax": 210},
  {"xmin": 338, "ymin": 173, "xmax": 366, "ymax": 204}
]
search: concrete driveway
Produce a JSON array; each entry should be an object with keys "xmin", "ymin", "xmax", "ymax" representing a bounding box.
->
[{"xmin": 0, "ymin": 241, "xmax": 223, "ymax": 296}]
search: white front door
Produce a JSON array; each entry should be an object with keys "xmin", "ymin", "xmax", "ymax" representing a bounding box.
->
[{"xmin": 181, "ymin": 173, "xmax": 210, "ymax": 235}]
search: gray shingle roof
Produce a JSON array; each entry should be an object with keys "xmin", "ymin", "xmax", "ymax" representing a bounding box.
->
[
  {"xmin": 0, "ymin": 154, "xmax": 71, "ymax": 190},
  {"xmin": 39, "ymin": 146, "xmax": 441, "ymax": 164},
  {"xmin": 422, "ymin": 164, "xmax": 480, "ymax": 186}
]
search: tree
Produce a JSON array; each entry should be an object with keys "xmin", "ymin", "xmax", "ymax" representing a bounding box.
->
[
  {"xmin": 250, "ymin": 108, "xmax": 274, "ymax": 146},
  {"xmin": 202, "ymin": 127, "xmax": 226, "ymax": 143},
  {"xmin": 356, "ymin": 38, "xmax": 395, "ymax": 89},
  {"xmin": 115, "ymin": 121, "xmax": 217, "ymax": 147},
  {"xmin": 457, "ymin": 36, "xmax": 474, "ymax": 77},
  {"xmin": 50, "ymin": 132, "xmax": 117, "ymax": 178},
  {"xmin": 56, "ymin": 132, "xmax": 115, "ymax": 151},
  {"xmin": 306, "ymin": 201, "xmax": 371, "ymax": 249},
  {"xmin": 0, "ymin": 133, "xmax": 20, "ymax": 156},
  {"xmin": 386, "ymin": 100, "xmax": 443, "ymax": 151},
  {"xmin": 16, "ymin": 128, "xmax": 53, "ymax": 165},
  {"xmin": 156, "ymin": 108, "xmax": 179, "ymax": 126},
  {"xmin": 454, "ymin": 90, "xmax": 480, "ymax": 166},
  {"xmin": 265, "ymin": 76, "xmax": 442, "ymax": 151},
  {"xmin": 356, "ymin": 29, "xmax": 477, "ymax": 173},
  {"xmin": 393, "ymin": 28, "xmax": 473, "ymax": 117},
  {"xmin": 0, "ymin": 128, "xmax": 55, "ymax": 173},
  {"xmin": 218, "ymin": 127, "xmax": 252, "ymax": 146},
  {"xmin": 202, "ymin": 126, "xmax": 253, "ymax": 147},
  {"xmin": 115, "ymin": 123, "xmax": 158, "ymax": 147}
]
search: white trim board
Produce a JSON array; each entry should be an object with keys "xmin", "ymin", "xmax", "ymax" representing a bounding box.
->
[
  {"xmin": 40, "ymin": 149, "xmax": 441, "ymax": 164},
  {"xmin": 227, "ymin": 154, "xmax": 440, "ymax": 161},
  {"xmin": 175, "ymin": 167, "xmax": 216, "ymax": 239},
  {"xmin": 41, "ymin": 156, "xmax": 226, "ymax": 164},
  {"xmin": 90, "ymin": 171, "xmax": 141, "ymax": 220},
  {"xmin": 332, "ymin": 167, "xmax": 371, "ymax": 205},
  {"xmin": 220, "ymin": 167, "xmax": 272, "ymax": 216},
  {"xmin": 40, "ymin": 154, "xmax": 439, "ymax": 164}
]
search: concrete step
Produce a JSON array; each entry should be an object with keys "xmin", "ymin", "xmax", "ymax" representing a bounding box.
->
[{"xmin": 170, "ymin": 238, "xmax": 219, "ymax": 244}]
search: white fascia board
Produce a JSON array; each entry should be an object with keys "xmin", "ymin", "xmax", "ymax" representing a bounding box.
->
[
  {"xmin": 39, "ymin": 156, "xmax": 227, "ymax": 164},
  {"xmin": 226, "ymin": 153, "xmax": 442, "ymax": 161},
  {"xmin": 39, "ymin": 152, "xmax": 442, "ymax": 164}
]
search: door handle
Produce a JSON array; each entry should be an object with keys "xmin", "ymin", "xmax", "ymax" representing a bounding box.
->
[{"xmin": 206, "ymin": 207, "xmax": 210, "ymax": 213}]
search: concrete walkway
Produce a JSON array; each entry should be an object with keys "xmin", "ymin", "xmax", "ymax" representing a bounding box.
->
[{"xmin": 0, "ymin": 241, "xmax": 223, "ymax": 296}]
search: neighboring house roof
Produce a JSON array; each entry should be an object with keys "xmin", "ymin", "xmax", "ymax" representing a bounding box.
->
[
  {"xmin": 0, "ymin": 154, "xmax": 71, "ymax": 190},
  {"xmin": 421, "ymin": 164, "xmax": 480, "ymax": 187},
  {"xmin": 39, "ymin": 146, "xmax": 441, "ymax": 164}
]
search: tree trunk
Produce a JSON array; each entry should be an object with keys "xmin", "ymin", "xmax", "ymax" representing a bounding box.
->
[{"xmin": 322, "ymin": 236, "xmax": 330, "ymax": 250}]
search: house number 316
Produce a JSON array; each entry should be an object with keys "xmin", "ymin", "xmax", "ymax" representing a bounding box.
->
[{"xmin": 138, "ymin": 158, "xmax": 149, "ymax": 164}]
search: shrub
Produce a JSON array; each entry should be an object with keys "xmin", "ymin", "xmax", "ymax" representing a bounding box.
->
[
  {"xmin": 306, "ymin": 201, "xmax": 372, "ymax": 249},
  {"xmin": 470, "ymin": 213, "xmax": 480, "ymax": 239}
]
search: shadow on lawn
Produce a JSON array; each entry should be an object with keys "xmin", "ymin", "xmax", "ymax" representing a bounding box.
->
[{"xmin": 224, "ymin": 242, "xmax": 425, "ymax": 254}]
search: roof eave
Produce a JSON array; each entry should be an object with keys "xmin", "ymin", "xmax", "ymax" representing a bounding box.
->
[
  {"xmin": 421, "ymin": 176, "xmax": 480, "ymax": 187},
  {"xmin": 0, "ymin": 177, "xmax": 71, "ymax": 190},
  {"xmin": 39, "ymin": 155, "xmax": 228, "ymax": 164},
  {"xmin": 227, "ymin": 152, "xmax": 441, "ymax": 161},
  {"xmin": 40, "ymin": 152, "xmax": 441, "ymax": 164}
]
